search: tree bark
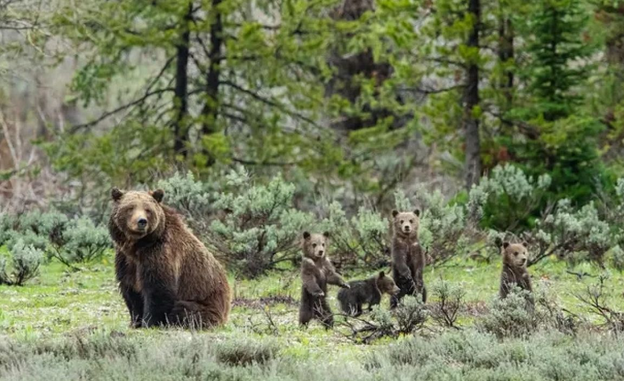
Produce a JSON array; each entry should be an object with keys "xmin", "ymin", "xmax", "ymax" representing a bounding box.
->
[
  {"xmin": 464, "ymin": 0, "xmax": 481, "ymax": 189},
  {"xmin": 201, "ymin": 0, "xmax": 223, "ymax": 166},
  {"xmin": 498, "ymin": 16, "xmax": 514, "ymax": 110},
  {"xmin": 173, "ymin": 2, "xmax": 193, "ymax": 157}
]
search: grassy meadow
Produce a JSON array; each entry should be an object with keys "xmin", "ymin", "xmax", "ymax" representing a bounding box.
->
[{"xmin": 1, "ymin": 253, "xmax": 623, "ymax": 380}]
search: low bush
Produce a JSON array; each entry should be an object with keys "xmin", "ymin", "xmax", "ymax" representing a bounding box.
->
[{"xmin": 0, "ymin": 239, "xmax": 44, "ymax": 286}]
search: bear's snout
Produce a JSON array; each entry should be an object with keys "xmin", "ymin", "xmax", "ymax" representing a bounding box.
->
[
  {"xmin": 403, "ymin": 225, "xmax": 411, "ymax": 232},
  {"xmin": 520, "ymin": 257, "xmax": 527, "ymax": 265},
  {"xmin": 317, "ymin": 250, "xmax": 324, "ymax": 257},
  {"xmin": 136, "ymin": 217, "xmax": 148, "ymax": 230}
]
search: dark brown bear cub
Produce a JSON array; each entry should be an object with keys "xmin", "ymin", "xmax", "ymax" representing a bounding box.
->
[
  {"xmin": 109, "ymin": 188, "xmax": 231, "ymax": 329},
  {"xmin": 499, "ymin": 241, "xmax": 533, "ymax": 300},
  {"xmin": 299, "ymin": 231, "xmax": 349, "ymax": 329},
  {"xmin": 337, "ymin": 271, "xmax": 400, "ymax": 316},
  {"xmin": 390, "ymin": 209, "xmax": 426, "ymax": 308}
]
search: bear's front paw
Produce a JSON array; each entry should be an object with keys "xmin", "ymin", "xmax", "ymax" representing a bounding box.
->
[
  {"xmin": 341, "ymin": 283, "xmax": 350, "ymax": 289},
  {"xmin": 314, "ymin": 290, "xmax": 325, "ymax": 297}
]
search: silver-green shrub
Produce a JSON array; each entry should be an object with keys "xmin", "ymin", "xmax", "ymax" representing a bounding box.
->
[
  {"xmin": 207, "ymin": 169, "xmax": 314, "ymax": 278},
  {"xmin": 58, "ymin": 217, "xmax": 111, "ymax": 263},
  {"xmin": 0, "ymin": 239, "xmax": 44, "ymax": 286},
  {"xmin": 479, "ymin": 287, "xmax": 537, "ymax": 338}
]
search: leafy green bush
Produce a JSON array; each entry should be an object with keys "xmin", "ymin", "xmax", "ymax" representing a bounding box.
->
[
  {"xmin": 319, "ymin": 201, "xmax": 389, "ymax": 269},
  {"xmin": 429, "ymin": 279, "xmax": 465, "ymax": 328},
  {"xmin": 480, "ymin": 288, "xmax": 536, "ymax": 338},
  {"xmin": 207, "ymin": 169, "xmax": 314, "ymax": 278},
  {"xmin": 473, "ymin": 164, "xmax": 551, "ymax": 231},
  {"xmin": 526, "ymin": 199, "xmax": 614, "ymax": 266},
  {"xmin": 55, "ymin": 217, "xmax": 111, "ymax": 264},
  {"xmin": 0, "ymin": 239, "xmax": 44, "ymax": 286}
]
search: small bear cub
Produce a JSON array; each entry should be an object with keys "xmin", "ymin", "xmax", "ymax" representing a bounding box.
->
[
  {"xmin": 299, "ymin": 231, "xmax": 349, "ymax": 329},
  {"xmin": 337, "ymin": 271, "xmax": 400, "ymax": 316},
  {"xmin": 499, "ymin": 241, "xmax": 533, "ymax": 300}
]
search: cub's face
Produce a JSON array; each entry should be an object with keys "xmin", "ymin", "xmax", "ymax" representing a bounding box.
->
[
  {"xmin": 392, "ymin": 210, "xmax": 420, "ymax": 237},
  {"xmin": 502, "ymin": 242, "xmax": 529, "ymax": 268},
  {"xmin": 111, "ymin": 188, "xmax": 165, "ymax": 239},
  {"xmin": 377, "ymin": 271, "xmax": 400, "ymax": 295},
  {"xmin": 302, "ymin": 231, "xmax": 330, "ymax": 260}
]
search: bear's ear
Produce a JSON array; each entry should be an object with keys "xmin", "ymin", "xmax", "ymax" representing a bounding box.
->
[
  {"xmin": 323, "ymin": 231, "xmax": 331, "ymax": 239},
  {"xmin": 503, "ymin": 242, "xmax": 510, "ymax": 249},
  {"xmin": 521, "ymin": 241, "xmax": 528, "ymax": 248},
  {"xmin": 379, "ymin": 271, "xmax": 385, "ymax": 278},
  {"xmin": 392, "ymin": 210, "xmax": 399, "ymax": 218},
  {"xmin": 151, "ymin": 189, "xmax": 164, "ymax": 203},
  {"xmin": 414, "ymin": 209, "xmax": 421, "ymax": 217},
  {"xmin": 111, "ymin": 187, "xmax": 124, "ymax": 202},
  {"xmin": 303, "ymin": 231, "xmax": 311, "ymax": 240}
]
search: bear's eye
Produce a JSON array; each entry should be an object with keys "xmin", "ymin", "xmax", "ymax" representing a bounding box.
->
[
  {"xmin": 312, "ymin": 244, "xmax": 317, "ymax": 248},
  {"xmin": 409, "ymin": 219, "xmax": 414, "ymax": 223},
  {"xmin": 322, "ymin": 243, "xmax": 325, "ymax": 247},
  {"xmin": 145, "ymin": 209, "xmax": 152, "ymax": 215},
  {"xmin": 514, "ymin": 252, "xmax": 519, "ymax": 256},
  {"xmin": 400, "ymin": 220, "xmax": 404, "ymax": 224}
]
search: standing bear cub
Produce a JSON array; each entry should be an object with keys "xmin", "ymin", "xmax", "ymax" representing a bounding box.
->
[
  {"xmin": 390, "ymin": 209, "xmax": 427, "ymax": 308},
  {"xmin": 499, "ymin": 241, "xmax": 533, "ymax": 300},
  {"xmin": 299, "ymin": 231, "xmax": 349, "ymax": 329},
  {"xmin": 337, "ymin": 271, "xmax": 400, "ymax": 316},
  {"xmin": 109, "ymin": 188, "xmax": 231, "ymax": 329}
]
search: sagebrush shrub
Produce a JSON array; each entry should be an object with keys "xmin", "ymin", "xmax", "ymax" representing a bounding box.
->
[
  {"xmin": 429, "ymin": 279, "xmax": 465, "ymax": 328},
  {"xmin": 480, "ymin": 288, "xmax": 537, "ymax": 338},
  {"xmin": 0, "ymin": 239, "xmax": 44, "ymax": 286},
  {"xmin": 214, "ymin": 337, "xmax": 280, "ymax": 366},
  {"xmin": 207, "ymin": 169, "xmax": 314, "ymax": 278},
  {"xmin": 58, "ymin": 217, "xmax": 111, "ymax": 263}
]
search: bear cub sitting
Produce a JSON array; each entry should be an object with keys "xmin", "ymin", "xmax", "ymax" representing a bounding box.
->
[
  {"xmin": 499, "ymin": 241, "xmax": 533, "ymax": 300},
  {"xmin": 337, "ymin": 271, "xmax": 400, "ymax": 316},
  {"xmin": 299, "ymin": 231, "xmax": 349, "ymax": 329}
]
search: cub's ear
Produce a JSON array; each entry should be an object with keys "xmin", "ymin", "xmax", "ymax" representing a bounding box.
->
[
  {"xmin": 323, "ymin": 231, "xmax": 331, "ymax": 239},
  {"xmin": 521, "ymin": 241, "xmax": 528, "ymax": 248},
  {"xmin": 379, "ymin": 271, "xmax": 385, "ymax": 278},
  {"xmin": 150, "ymin": 189, "xmax": 165, "ymax": 203},
  {"xmin": 392, "ymin": 210, "xmax": 399, "ymax": 218},
  {"xmin": 494, "ymin": 237, "xmax": 503, "ymax": 248},
  {"xmin": 503, "ymin": 242, "xmax": 510, "ymax": 249},
  {"xmin": 303, "ymin": 231, "xmax": 311, "ymax": 240},
  {"xmin": 414, "ymin": 209, "xmax": 421, "ymax": 217},
  {"xmin": 111, "ymin": 187, "xmax": 124, "ymax": 202}
]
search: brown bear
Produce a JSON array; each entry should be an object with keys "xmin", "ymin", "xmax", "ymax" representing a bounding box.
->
[
  {"xmin": 499, "ymin": 241, "xmax": 533, "ymax": 300},
  {"xmin": 337, "ymin": 271, "xmax": 400, "ymax": 316},
  {"xmin": 390, "ymin": 209, "xmax": 426, "ymax": 308},
  {"xmin": 299, "ymin": 231, "xmax": 349, "ymax": 329},
  {"xmin": 108, "ymin": 188, "xmax": 231, "ymax": 329}
]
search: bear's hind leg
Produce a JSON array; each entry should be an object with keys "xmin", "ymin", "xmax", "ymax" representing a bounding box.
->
[{"xmin": 168, "ymin": 301, "xmax": 226, "ymax": 329}]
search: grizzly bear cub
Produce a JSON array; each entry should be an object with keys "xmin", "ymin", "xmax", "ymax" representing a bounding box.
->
[
  {"xmin": 499, "ymin": 241, "xmax": 533, "ymax": 300},
  {"xmin": 337, "ymin": 271, "xmax": 400, "ymax": 316},
  {"xmin": 109, "ymin": 188, "xmax": 231, "ymax": 329},
  {"xmin": 299, "ymin": 231, "xmax": 349, "ymax": 329},
  {"xmin": 390, "ymin": 209, "xmax": 427, "ymax": 308}
]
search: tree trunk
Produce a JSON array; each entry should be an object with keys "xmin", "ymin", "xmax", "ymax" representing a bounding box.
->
[
  {"xmin": 498, "ymin": 16, "xmax": 514, "ymax": 110},
  {"xmin": 201, "ymin": 0, "xmax": 223, "ymax": 166},
  {"xmin": 173, "ymin": 2, "xmax": 193, "ymax": 157},
  {"xmin": 464, "ymin": 0, "xmax": 481, "ymax": 189}
]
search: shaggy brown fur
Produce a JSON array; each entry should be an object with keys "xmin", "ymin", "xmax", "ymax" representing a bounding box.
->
[
  {"xmin": 499, "ymin": 241, "xmax": 533, "ymax": 299},
  {"xmin": 299, "ymin": 231, "xmax": 349, "ymax": 329},
  {"xmin": 337, "ymin": 271, "xmax": 400, "ymax": 316},
  {"xmin": 109, "ymin": 188, "xmax": 231, "ymax": 329},
  {"xmin": 390, "ymin": 209, "xmax": 427, "ymax": 308}
]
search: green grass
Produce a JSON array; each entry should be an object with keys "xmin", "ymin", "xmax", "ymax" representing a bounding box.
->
[{"xmin": 1, "ymin": 255, "xmax": 623, "ymax": 380}]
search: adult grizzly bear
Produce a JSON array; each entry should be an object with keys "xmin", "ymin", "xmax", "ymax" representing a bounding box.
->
[
  {"xmin": 390, "ymin": 209, "xmax": 426, "ymax": 308},
  {"xmin": 108, "ymin": 188, "xmax": 231, "ymax": 329},
  {"xmin": 337, "ymin": 271, "xmax": 400, "ymax": 316},
  {"xmin": 299, "ymin": 231, "xmax": 349, "ymax": 329},
  {"xmin": 499, "ymin": 241, "xmax": 533, "ymax": 300}
]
